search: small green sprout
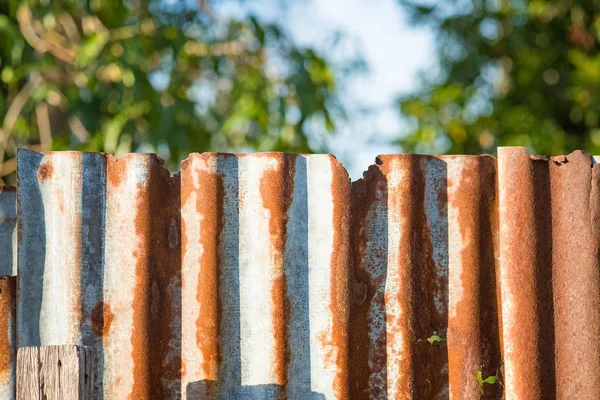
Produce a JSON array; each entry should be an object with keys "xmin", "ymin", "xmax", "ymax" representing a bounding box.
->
[
  {"xmin": 426, "ymin": 334, "xmax": 446, "ymax": 344},
  {"xmin": 476, "ymin": 369, "xmax": 500, "ymax": 392},
  {"xmin": 416, "ymin": 333, "xmax": 447, "ymax": 344}
]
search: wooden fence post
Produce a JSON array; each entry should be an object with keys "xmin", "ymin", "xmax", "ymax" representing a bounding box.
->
[{"xmin": 17, "ymin": 345, "xmax": 94, "ymax": 400}]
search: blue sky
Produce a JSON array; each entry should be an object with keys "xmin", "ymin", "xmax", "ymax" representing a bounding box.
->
[{"xmin": 218, "ymin": 0, "xmax": 435, "ymax": 179}]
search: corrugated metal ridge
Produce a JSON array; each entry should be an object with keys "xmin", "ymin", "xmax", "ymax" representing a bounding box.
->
[{"xmin": 10, "ymin": 147, "xmax": 600, "ymax": 399}]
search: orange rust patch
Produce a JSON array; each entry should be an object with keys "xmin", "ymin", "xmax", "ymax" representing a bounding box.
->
[
  {"xmin": 378, "ymin": 156, "xmax": 449, "ymax": 398},
  {"xmin": 447, "ymin": 157, "xmax": 502, "ymax": 398},
  {"xmin": 184, "ymin": 154, "xmax": 220, "ymax": 381},
  {"xmin": 144, "ymin": 157, "xmax": 182, "ymax": 399},
  {"xmin": 328, "ymin": 157, "xmax": 351, "ymax": 398},
  {"xmin": 408, "ymin": 158, "xmax": 449, "ymax": 398},
  {"xmin": 548, "ymin": 151, "xmax": 598, "ymax": 397},
  {"xmin": 271, "ymin": 275, "xmax": 290, "ymax": 384},
  {"xmin": 107, "ymin": 155, "xmax": 127, "ymax": 187},
  {"xmin": 349, "ymin": 164, "xmax": 388, "ymax": 398},
  {"xmin": 117, "ymin": 153, "xmax": 183, "ymax": 399},
  {"xmin": 37, "ymin": 160, "xmax": 53, "ymax": 180},
  {"xmin": 498, "ymin": 148, "xmax": 563, "ymax": 398},
  {"xmin": 129, "ymin": 177, "xmax": 152, "ymax": 400},
  {"xmin": 259, "ymin": 154, "xmax": 296, "ymax": 385},
  {"xmin": 316, "ymin": 329, "xmax": 337, "ymax": 367},
  {"xmin": 0, "ymin": 277, "xmax": 16, "ymax": 382},
  {"xmin": 91, "ymin": 301, "xmax": 115, "ymax": 337},
  {"xmin": 120, "ymin": 155, "xmax": 182, "ymax": 400}
]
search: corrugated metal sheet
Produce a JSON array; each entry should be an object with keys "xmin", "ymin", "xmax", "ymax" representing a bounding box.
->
[
  {"xmin": 17, "ymin": 150, "xmax": 351, "ymax": 399},
  {"xmin": 497, "ymin": 147, "xmax": 600, "ymax": 399},
  {"xmin": 7, "ymin": 146, "xmax": 600, "ymax": 399},
  {"xmin": 350, "ymin": 154, "xmax": 500, "ymax": 399}
]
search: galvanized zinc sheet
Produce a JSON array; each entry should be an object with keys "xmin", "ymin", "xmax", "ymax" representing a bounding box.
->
[
  {"xmin": 12, "ymin": 147, "xmax": 600, "ymax": 399},
  {"xmin": 180, "ymin": 153, "xmax": 351, "ymax": 399},
  {"xmin": 0, "ymin": 186, "xmax": 16, "ymax": 276}
]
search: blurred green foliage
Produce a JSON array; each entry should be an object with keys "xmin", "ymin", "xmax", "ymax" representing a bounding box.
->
[
  {"xmin": 398, "ymin": 0, "xmax": 600, "ymax": 156},
  {"xmin": 0, "ymin": 0, "xmax": 350, "ymax": 183}
]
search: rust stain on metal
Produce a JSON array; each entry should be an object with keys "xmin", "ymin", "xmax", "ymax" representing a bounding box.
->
[
  {"xmin": 106, "ymin": 155, "xmax": 127, "ymax": 188},
  {"xmin": 151, "ymin": 164, "xmax": 182, "ymax": 399},
  {"xmin": 259, "ymin": 153, "xmax": 296, "ymax": 385},
  {"xmin": 270, "ymin": 274, "xmax": 290, "ymax": 385},
  {"xmin": 349, "ymin": 163, "xmax": 388, "ymax": 399},
  {"xmin": 316, "ymin": 328, "xmax": 338, "ymax": 372},
  {"xmin": 329, "ymin": 156, "xmax": 351, "ymax": 399},
  {"xmin": 209, "ymin": 163, "xmax": 224, "ymax": 395},
  {"xmin": 549, "ymin": 150, "xmax": 600, "ymax": 398},
  {"xmin": 498, "ymin": 147, "xmax": 541, "ymax": 399},
  {"xmin": 446, "ymin": 156, "xmax": 501, "ymax": 399},
  {"xmin": 498, "ymin": 147, "xmax": 557, "ymax": 399},
  {"xmin": 127, "ymin": 167, "xmax": 152, "ymax": 400},
  {"xmin": 407, "ymin": 157, "xmax": 447, "ymax": 398},
  {"xmin": 498, "ymin": 147, "xmax": 600, "ymax": 398},
  {"xmin": 128, "ymin": 155, "xmax": 181, "ymax": 399},
  {"xmin": 0, "ymin": 276, "xmax": 16, "ymax": 384},
  {"xmin": 180, "ymin": 154, "xmax": 221, "ymax": 384},
  {"xmin": 382, "ymin": 156, "xmax": 411, "ymax": 398},
  {"xmin": 375, "ymin": 155, "xmax": 449, "ymax": 398},
  {"xmin": 105, "ymin": 154, "xmax": 183, "ymax": 399},
  {"xmin": 91, "ymin": 302, "xmax": 114, "ymax": 337},
  {"xmin": 37, "ymin": 159, "xmax": 53, "ymax": 180}
]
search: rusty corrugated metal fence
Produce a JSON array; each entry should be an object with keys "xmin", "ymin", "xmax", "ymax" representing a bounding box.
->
[{"xmin": 1, "ymin": 147, "xmax": 599, "ymax": 398}]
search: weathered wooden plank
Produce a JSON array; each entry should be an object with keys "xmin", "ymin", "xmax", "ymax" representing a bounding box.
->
[{"xmin": 17, "ymin": 346, "xmax": 94, "ymax": 400}]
